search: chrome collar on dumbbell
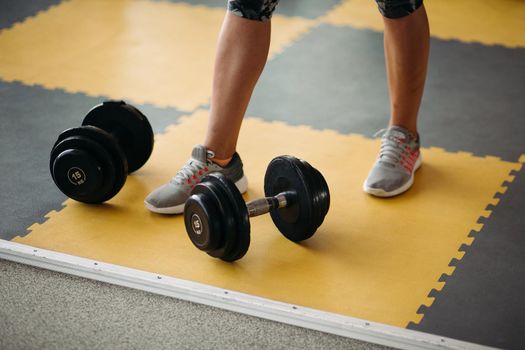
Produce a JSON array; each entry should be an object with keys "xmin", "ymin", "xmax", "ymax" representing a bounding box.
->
[
  {"xmin": 184, "ymin": 155, "xmax": 330, "ymax": 262},
  {"xmin": 246, "ymin": 192, "xmax": 290, "ymax": 217}
]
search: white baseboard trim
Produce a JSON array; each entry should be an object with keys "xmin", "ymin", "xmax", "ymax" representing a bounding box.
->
[{"xmin": 0, "ymin": 239, "xmax": 493, "ymax": 350}]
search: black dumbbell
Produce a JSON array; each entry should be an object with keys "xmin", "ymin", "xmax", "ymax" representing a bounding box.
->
[
  {"xmin": 184, "ymin": 156, "xmax": 330, "ymax": 262},
  {"xmin": 50, "ymin": 100, "xmax": 154, "ymax": 203}
]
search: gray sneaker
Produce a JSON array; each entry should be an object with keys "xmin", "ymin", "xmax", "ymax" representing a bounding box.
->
[
  {"xmin": 145, "ymin": 145, "xmax": 248, "ymax": 214},
  {"xmin": 363, "ymin": 126, "xmax": 422, "ymax": 197}
]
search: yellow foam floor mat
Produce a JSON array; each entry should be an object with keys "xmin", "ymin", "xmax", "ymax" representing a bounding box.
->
[
  {"xmin": 2, "ymin": 0, "xmax": 524, "ymax": 115},
  {"xmin": 15, "ymin": 110, "xmax": 520, "ymax": 327},
  {"xmin": 0, "ymin": 0, "xmax": 315, "ymax": 111}
]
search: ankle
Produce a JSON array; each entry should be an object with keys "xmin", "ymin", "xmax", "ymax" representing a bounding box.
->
[{"xmin": 389, "ymin": 123, "xmax": 418, "ymax": 139}]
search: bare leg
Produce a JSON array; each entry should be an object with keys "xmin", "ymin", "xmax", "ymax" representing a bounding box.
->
[
  {"xmin": 363, "ymin": 5, "xmax": 430, "ymax": 197},
  {"xmin": 145, "ymin": 11, "xmax": 272, "ymax": 214},
  {"xmin": 204, "ymin": 13, "xmax": 271, "ymax": 163},
  {"xmin": 383, "ymin": 5, "xmax": 430, "ymax": 135}
]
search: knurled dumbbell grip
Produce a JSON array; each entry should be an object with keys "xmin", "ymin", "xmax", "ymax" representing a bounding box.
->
[{"xmin": 246, "ymin": 192, "xmax": 289, "ymax": 217}]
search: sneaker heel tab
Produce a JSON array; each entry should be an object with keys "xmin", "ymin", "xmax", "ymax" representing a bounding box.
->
[{"xmin": 231, "ymin": 152, "xmax": 241, "ymax": 163}]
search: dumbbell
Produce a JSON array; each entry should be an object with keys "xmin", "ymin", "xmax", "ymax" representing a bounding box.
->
[
  {"xmin": 50, "ymin": 100, "xmax": 154, "ymax": 203},
  {"xmin": 184, "ymin": 156, "xmax": 330, "ymax": 262}
]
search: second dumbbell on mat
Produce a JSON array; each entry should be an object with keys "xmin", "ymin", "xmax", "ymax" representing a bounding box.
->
[
  {"xmin": 50, "ymin": 101, "xmax": 154, "ymax": 203},
  {"xmin": 184, "ymin": 156, "xmax": 330, "ymax": 262}
]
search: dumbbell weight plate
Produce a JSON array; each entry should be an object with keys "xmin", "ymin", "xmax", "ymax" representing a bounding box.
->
[
  {"xmin": 82, "ymin": 101, "xmax": 154, "ymax": 173},
  {"xmin": 264, "ymin": 156, "xmax": 327, "ymax": 242},
  {"xmin": 297, "ymin": 159, "xmax": 330, "ymax": 231},
  {"xmin": 50, "ymin": 126, "xmax": 127, "ymax": 203},
  {"xmin": 199, "ymin": 176, "xmax": 242, "ymax": 260},
  {"xmin": 184, "ymin": 184, "xmax": 224, "ymax": 252},
  {"xmin": 185, "ymin": 174, "xmax": 251, "ymax": 262},
  {"xmin": 207, "ymin": 174, "xmax": 251, "ymax": 262}
]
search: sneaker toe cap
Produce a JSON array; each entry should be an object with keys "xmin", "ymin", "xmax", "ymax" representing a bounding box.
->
[
  {"xmin": 365, "ymin": 166, "xmax": 410, "ymax": 192},
  {"xmin": 145, "ymin": 184, "xmax": 189, "ymax": 209}
]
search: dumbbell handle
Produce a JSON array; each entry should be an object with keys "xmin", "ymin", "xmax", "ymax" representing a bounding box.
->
[{"xmin": 246, "ymin": 192, "xmax": 292, "ymax": 217}]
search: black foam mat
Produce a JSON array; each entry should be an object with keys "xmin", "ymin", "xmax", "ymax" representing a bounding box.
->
[
  {"xmin": 160, "ymin": 0, "xmax": 343, "ymax": 19},
  {"xmin": 247, "ymin": 24, "xmax": 525, "ymax": 162},
  {"xmin": 409, "ymin": 165, "xmax": 525, "ymax": 350},
  {"xmin": 0, "ymin": 0, "xmax": 62, "ymax": 30},
  {"xmin": 0, "ymin": 81, "xmax": 185, "ymax": 241}
]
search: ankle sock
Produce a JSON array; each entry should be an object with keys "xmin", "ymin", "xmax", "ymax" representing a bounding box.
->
[{"xmin": 212, "ymin": 157, "xmax": 232, "ymax": 167}]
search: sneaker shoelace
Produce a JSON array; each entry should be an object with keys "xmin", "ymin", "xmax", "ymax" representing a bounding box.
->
[
  {"xmin": 171, "ymin": 150, "xmax": 215, "ymax": 185},
  {"xmin": 374, "ymin": 129, "xmax": 415, "ymax": 169}
]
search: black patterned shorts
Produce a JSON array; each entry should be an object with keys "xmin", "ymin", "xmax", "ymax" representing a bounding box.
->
[
  {"xmin": 228, "ymin": 0, "xmax": 280, "ymax": 22},
  {"xmin": 376, "ymin": 0, "xmax": 423, "ymax": 19},
  {"xmin": 227, "ymin": 0, "xmax": 423, "ymax": 21}
]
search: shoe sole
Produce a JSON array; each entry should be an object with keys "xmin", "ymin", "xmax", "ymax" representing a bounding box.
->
[
  {"xmin": 363, "ymin": 155, "xmax": 422, "ymax": 198},
  {"xmin": 145, "ymin": 175, "xmax": 249, "ymax": 215}
]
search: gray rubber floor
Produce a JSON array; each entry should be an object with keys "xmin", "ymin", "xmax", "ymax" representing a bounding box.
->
[
  {"xmin": 0, "ymin": 259, "xmax": 393, "ymax": 350},
  {"xmin": 0, "ymin": 0, "xmax": 61, "ymax": 30}
]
